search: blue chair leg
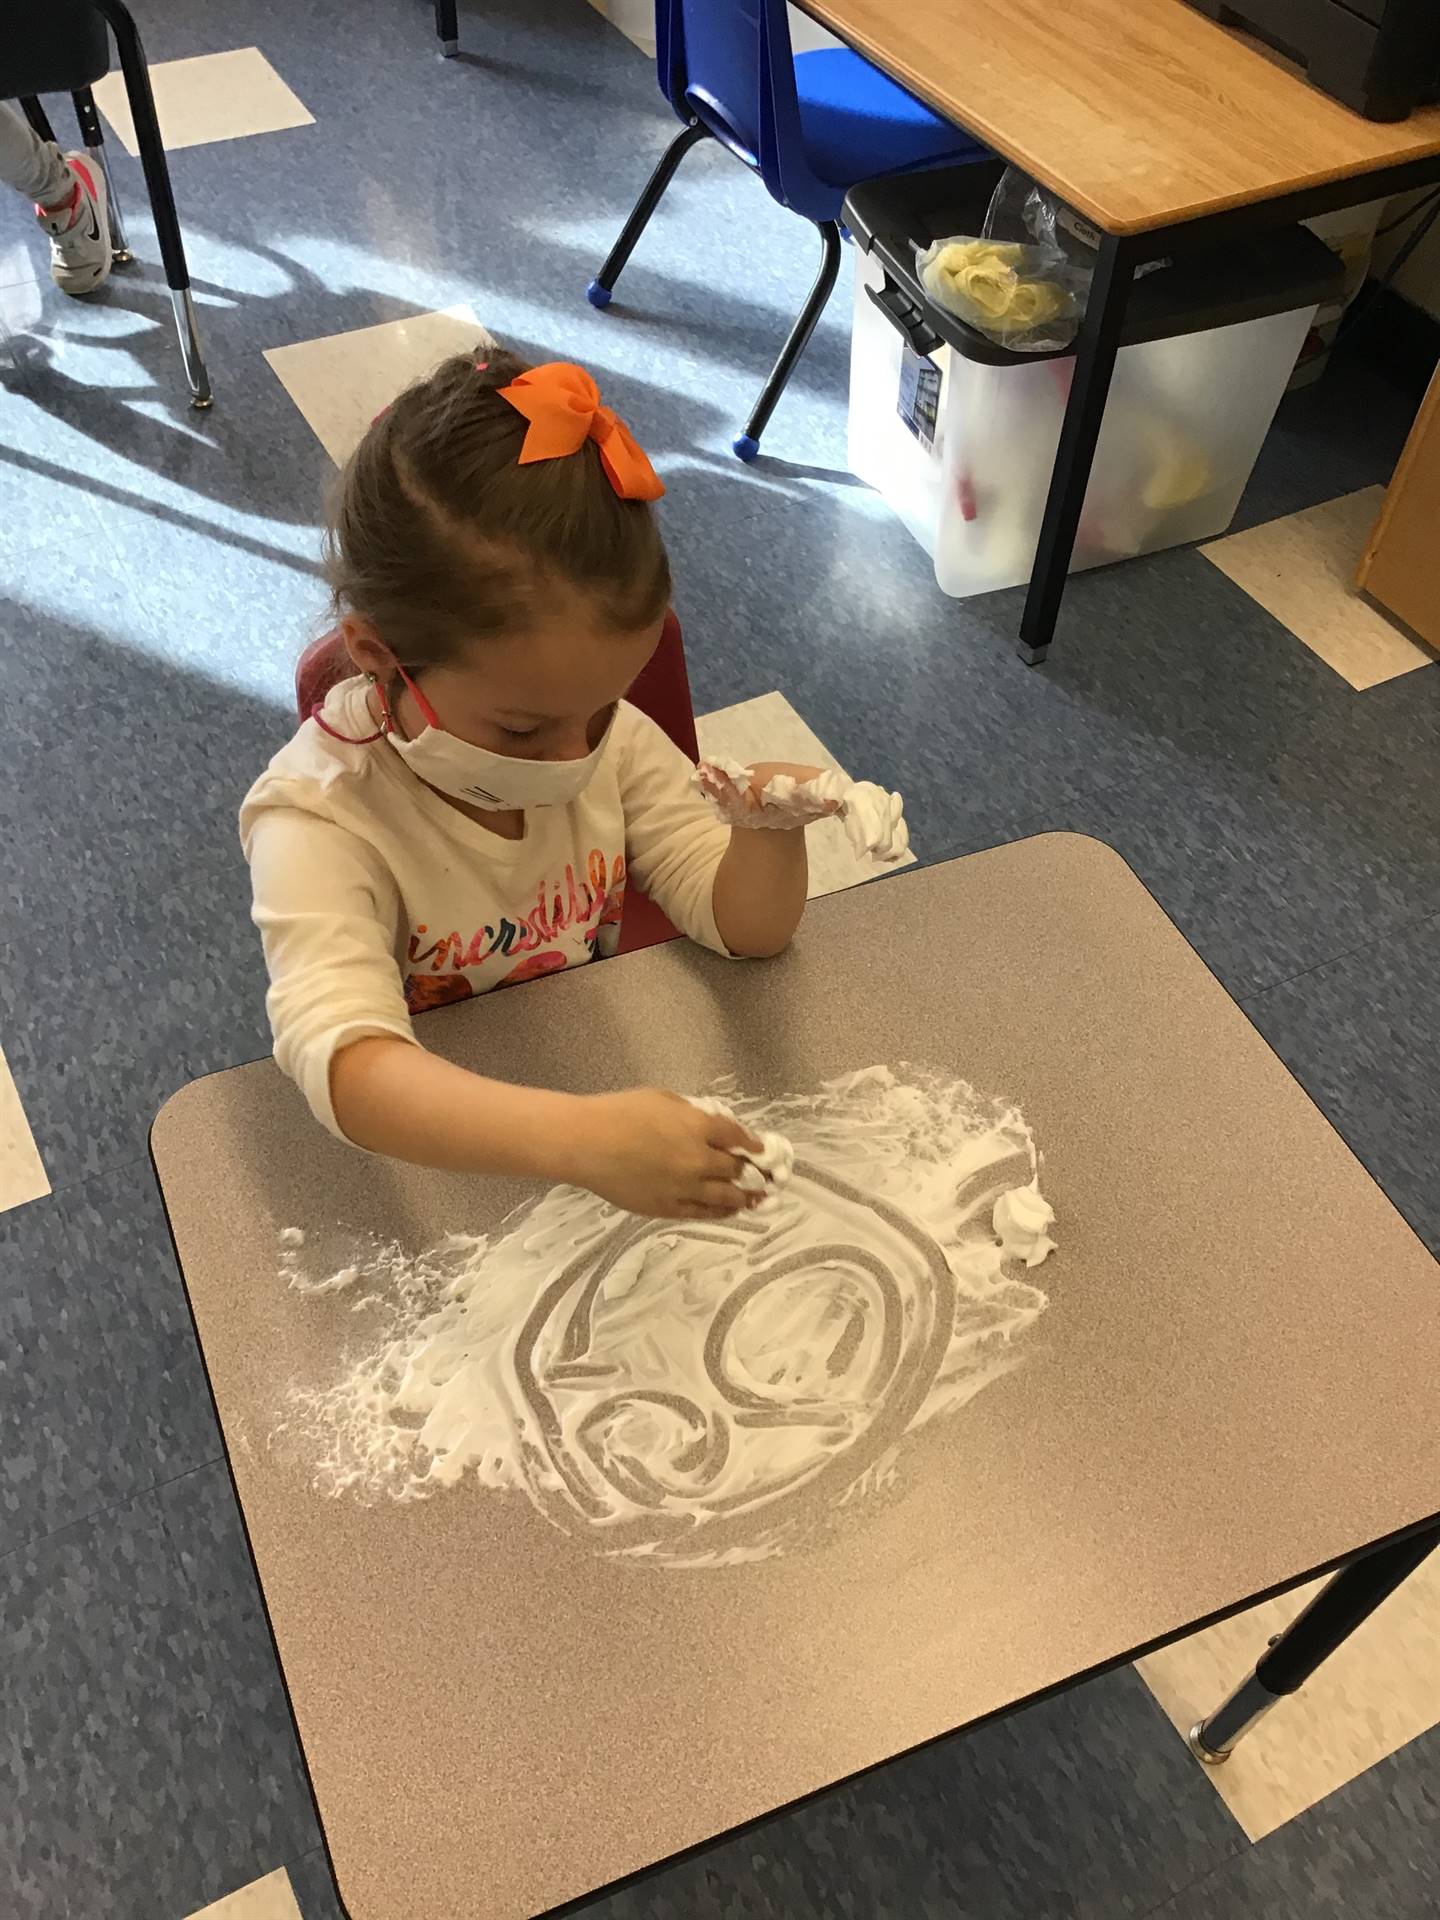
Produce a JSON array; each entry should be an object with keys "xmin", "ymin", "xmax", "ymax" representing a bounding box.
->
[
  {"xmin": 588, "ymin": 120, "xmax": 709, "ymax": 309},
  {"xmin": 733, "ymin": 220, "xmax": 842, "ymax": 462}
]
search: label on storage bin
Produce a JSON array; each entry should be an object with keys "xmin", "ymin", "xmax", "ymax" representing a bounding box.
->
[{"xmin": 897, "ymin": 342, "xmax": 942, "ymax": 451}]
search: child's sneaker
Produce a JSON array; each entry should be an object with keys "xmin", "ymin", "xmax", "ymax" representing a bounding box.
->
[{"xmin": 35, "ymin": 154, "xmax": 111, "ymax": 297}]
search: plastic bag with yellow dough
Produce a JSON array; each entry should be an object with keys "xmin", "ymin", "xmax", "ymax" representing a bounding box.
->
[{"xmin": 918, "ymin": 238, "xmax": 1074, "ymax": 337}]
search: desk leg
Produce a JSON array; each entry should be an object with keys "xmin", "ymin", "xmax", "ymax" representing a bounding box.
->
[
  {"xmin": 1188, "ymin": 1522, "xmax": 1440, "ymax": 1762},
  {"xmin": 434, "ymin": 0, "xmax": 459, "ymax": 55},
  {"xmin": 1017, "ymin": 235, "xmax": 1137, "ymax": 666}
]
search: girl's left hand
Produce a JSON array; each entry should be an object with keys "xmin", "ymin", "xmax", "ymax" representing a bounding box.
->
[
  {"xmin": 744, "ymin": 760, "xmax": 832, "ymax": 801},
  {"xmin": 695, "ymin": 759, "xmax": 840, "ymax": 830}
]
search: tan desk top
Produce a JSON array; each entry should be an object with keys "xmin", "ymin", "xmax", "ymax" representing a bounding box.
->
[
  {"xmin": 799, "ymin": 0, "xmax": 1440, "ymax": 233},
  {"xmin": 153, "ymin": 836, "xmax": 1440, "ymax": 1920}
]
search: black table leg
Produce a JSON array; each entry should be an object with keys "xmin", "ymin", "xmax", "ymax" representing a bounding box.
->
[
  {"xmin": 435, "ymin": 0, "xmax": 459, "ymax": 56},
  {"xmin": 1017, "ymin": 233, "xmax": 1139, "ymax": 666},
  {"xmin": 1189, "ymin": 1522, "xmax": 1440, "ymax": 1761}
]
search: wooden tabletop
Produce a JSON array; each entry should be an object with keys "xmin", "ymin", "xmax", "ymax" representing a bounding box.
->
[
  {"xmin": 152, "ymin": 836, "xmax": 1440, "ymax": 1920},
  {"xmin": 799, "ymin": 0, "xmax": 1440, "ymax": 233}
]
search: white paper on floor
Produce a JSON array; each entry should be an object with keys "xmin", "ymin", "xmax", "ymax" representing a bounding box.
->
[{"xmin": 277, "ymin": 1064, "xmax": 1055, "ymax": 1567}]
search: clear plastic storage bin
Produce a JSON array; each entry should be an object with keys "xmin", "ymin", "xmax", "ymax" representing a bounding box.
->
[{"xmin": 844, "ymin": 167, "xmax": 1342, "ymax": 600}]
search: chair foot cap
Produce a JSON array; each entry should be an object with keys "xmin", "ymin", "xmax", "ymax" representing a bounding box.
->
[
  {"xmin": 586, "ymin": 279, "xmax": 613, "ymax": 308},
  {"xmin": 733, "ymin": 433, "xmax": 760, "ymax": 463}
]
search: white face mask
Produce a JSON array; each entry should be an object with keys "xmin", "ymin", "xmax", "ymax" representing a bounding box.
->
[{"xmin": 375, "ymin": 669, "xmax": 614, "ymax": 812}]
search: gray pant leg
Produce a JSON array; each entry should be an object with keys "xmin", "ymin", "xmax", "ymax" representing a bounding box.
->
[{"xmin": 0, "ymin": 100, "xmax": 72, "ymax": 205}]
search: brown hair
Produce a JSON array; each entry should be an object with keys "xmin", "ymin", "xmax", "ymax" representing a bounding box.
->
[{"xmin": 324, "ymin": 347, "xmax": 671, "ymax": 668}]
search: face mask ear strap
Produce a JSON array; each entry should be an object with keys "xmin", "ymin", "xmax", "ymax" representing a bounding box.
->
[{"xmin": 371, "ymin": 664, "xmax": 443, "ymax": 733}]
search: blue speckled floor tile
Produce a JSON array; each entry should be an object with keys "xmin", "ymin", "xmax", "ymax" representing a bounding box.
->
[
  {"xmin": 0, "ymin": 1197, "xmax": 150, "ymax": 1556},
  {"xmin": 579, "ymin": 1668, "xmax": 1243, "ymax": 1920},
  {"xmin": 0, "ymin": 624, "xmax": 291, "ymax": 915},
  {"xmin": 1228, "ymin": 358, "xmax": 1421, "ymax": 535},
  {"xmin": 1243, "ymin": 911, "xmax": 1440, "ymax": 1251},
  {"xmin": 1152, "ymin": 1725, "xmax": 1440, "ymax": 1918},
  {"xmin": 2, "ymin": 1494, "xmax": 182, "ymax": 1919},
  {"xmin": 668, "ymin": 467, "xmax": 1440, "ymax": 878},
  {"xmin": 1, "ymin": 854, "xmax": 272, "ymax": 1187},
  {"xmin": 55, "ymin": 1165, "xmax": 222, "ymax": 1482},
  {"xmin": 157, "ymin": 1464, "xmax": 323, "ymax": 1878},
  {"xmin": 980, "ymin": 564, "xmax": 1440, "ymax": 997},
  {"xmin": 1, "ymin": 1482, "xmax": 317, "ymax": 1918},
  {"xmin": 1023, "ymin": 750, "xmax": 1440, "ymax": 1000},
  {"xmin": 5, "ymin": 282, "xmax": 331, "ymax": 696}
]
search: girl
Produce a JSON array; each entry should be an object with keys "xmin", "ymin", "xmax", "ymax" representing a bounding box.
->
[{"xmin": 242, "ymin": 351, "xmax": 870, "ymax": 1221}]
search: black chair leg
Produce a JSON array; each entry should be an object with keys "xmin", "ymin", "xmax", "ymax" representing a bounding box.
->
[
  {"xmin": 91, "ymin": 0, "xmax": 212, "ymax": 406},
  {"xmin": 586, "ymin": 120, "xmax": 709, "ymax": 310},
  {"xmin": 20, "ymin": 96, "xmax": 57, "ymax": 144},
  {"xmin": 734, "ymin": 218, "xmax": 842, "ymax": 462},
  {"xmin": 72, "ymin": 87, "xmax": 130, "ymax": 263},
  {"xmin": 434, "ymin": 0, "xmax": 459, "ymax": 55}
]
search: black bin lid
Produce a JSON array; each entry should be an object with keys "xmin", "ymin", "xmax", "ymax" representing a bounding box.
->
[{"xmin": 844, "ymin": 161, "xmax": 1346, "ymax": 364}]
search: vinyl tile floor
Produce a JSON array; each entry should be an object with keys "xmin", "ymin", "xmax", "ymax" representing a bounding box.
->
[{"xmin": 1, "ymin": 0, "xmax": 1438, "ymax": 1915}]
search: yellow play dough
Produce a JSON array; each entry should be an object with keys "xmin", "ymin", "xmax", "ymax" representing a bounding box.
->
[{"xmin": 920, "ymin": 239, "xmax": 1073, "ymax": 335}]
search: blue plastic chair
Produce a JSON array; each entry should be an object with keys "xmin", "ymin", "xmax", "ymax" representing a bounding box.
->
[{"xmin": 587, "ymin": 0, "xmax": 988, "ymax": 459}]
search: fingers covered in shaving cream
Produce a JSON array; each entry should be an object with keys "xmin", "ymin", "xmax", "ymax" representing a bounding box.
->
[{"xmin": 695, "ymin": 758, "xmax": 909, "ymax": 863}]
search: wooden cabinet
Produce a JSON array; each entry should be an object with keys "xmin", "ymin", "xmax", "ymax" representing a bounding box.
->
[{"xmin": 1359, "ymin": 368, "xmax": 1440, "ymax": 648}]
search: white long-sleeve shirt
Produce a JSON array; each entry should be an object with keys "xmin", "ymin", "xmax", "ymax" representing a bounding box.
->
[{"xmin": 240, "ymin": 675, "xmax": 731, "ymax": 1137}]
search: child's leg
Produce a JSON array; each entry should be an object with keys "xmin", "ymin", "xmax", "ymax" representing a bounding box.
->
[
  {"xmin": 1, "ymin": 105, "xmax": 111, "ymax": 297},
  {"xmin": 0, "ymin": 101, "xmax": 71, "ymax": 206}
]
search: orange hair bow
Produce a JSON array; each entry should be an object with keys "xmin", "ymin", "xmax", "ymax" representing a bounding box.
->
[{"xmin": 497, "ymin": 362, "xmax": 664, "ymax": 502}]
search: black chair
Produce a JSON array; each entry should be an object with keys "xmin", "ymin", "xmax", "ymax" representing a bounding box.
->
[{"xmin": 1, "ymin": 0, "xmax": 212, "ymax": 406}]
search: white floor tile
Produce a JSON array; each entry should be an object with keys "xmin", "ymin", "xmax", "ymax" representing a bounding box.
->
[
  {"xmin": 184, "ymin": 1866, "xmax": 301, "ymax": 1920},
  {"xmin": 1138, "ymin": 1551, "xmax": 1440, "ymax": 1841},
  {"xmin": 0, "ymin": 1044, "xmax": 48, "ymax": 1216},
  {"xmin": 93, "ymin": 48, "xmax": 314, "ymax": 158},
  {"xmin": 264, "ymin": 305, "xmax": 495, "ymax": 465},
  {"xmin": 1202, "ymin": 487, "xmax": 1435, "ymax": 690},
  {"xmin": 583, "ymin": 0, "xmax": 656, "ymax": 54},
  {"xmin": 695, "ymin": 691, "xmax": 916, "ymax": 899}
]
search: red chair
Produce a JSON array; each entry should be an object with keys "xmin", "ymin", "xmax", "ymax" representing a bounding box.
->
[{"xmin": 294, "ymin": 610, "xmax": 698, "ymax": 955}]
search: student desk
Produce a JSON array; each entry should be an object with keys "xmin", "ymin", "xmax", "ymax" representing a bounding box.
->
[
  {"xmin": 797, "ymin": 0, "xmax": 1440, "ymax": 660},
  {"xmin": 152, "ymin": 836, "xmax": 1440, "ymax": 1919}
]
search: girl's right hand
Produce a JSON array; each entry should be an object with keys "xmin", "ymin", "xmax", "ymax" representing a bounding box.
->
[{"xmin": 568, "ymin": 1089, "xmax": 766, "ymax": 1220}]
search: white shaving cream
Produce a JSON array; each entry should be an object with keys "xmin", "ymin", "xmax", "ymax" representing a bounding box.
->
[
  {"xmin": 695, "ymin": 759, "xmax": 910, "ymax": 864},
  {"xmin": 280, "ymin": 1065, "xmax": 1054, "ymax": 1567},
  {"xmin": 688, "ymin": 1093, "xmax": 795, "ymax": 1206}
]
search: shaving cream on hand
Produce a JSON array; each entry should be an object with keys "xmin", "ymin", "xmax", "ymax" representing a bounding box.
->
[
  {"xmin": 688, "ymin": 1093, "xmax": 795, "ymax": 1208},
  {"xmin": 695, "ymin": 758, "xmax": 910, "ymax": 864}
]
